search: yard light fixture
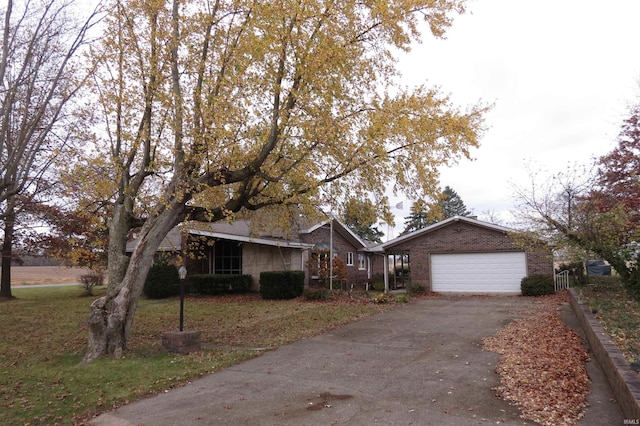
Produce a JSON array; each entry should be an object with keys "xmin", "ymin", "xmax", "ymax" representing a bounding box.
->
[{"xmin": 178, "ymin": 265, "xmax": 187, "ymax": 332}]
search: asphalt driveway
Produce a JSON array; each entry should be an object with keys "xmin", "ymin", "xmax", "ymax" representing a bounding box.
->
[{"xmin": 91, "ymin": 296, "xmax": 623, "ymax": 425}]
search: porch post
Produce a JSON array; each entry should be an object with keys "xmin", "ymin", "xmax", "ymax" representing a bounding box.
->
[
  {"xmin": 329, "ymin": 217, "xmax": 333, "ymax": 291},
  {"xmin": 383, "ymin": 252, "xmax": 389, "ymax": 293}
]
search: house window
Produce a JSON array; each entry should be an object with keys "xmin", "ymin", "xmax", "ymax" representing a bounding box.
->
[
  {"xmin": 214, "ymin": 240, "xmax": 242, "ymax": 274},
  {"xmin": 358, "ymin": 253, "xmax": 366, "ymax": 270},
  {"xmin": 347, "ymin": 252, "xmax": 354, "ymax": 266}
]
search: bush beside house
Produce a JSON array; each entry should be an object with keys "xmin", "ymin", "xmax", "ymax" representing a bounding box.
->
[
  {"xmin": 260, "ymin": 270, "xmax": 305, "ymax": 299},
  {"xmin": 189, "ymin": 274, "xmax": 252, "ymax": 295},
  {"xmin": 144, "ymin": 261, "xmax": 180, "ymax": 299},
  {"xmin": 521, "ymin": 274, "xmax": 555, "ymax": 296}
]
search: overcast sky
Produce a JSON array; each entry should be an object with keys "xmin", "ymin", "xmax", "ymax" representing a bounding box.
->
[{"xmin": 386, "ymin": 0, "xmax": 640, "ymax": 236}]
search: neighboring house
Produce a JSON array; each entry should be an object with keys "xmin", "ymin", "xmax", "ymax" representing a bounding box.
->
[
  {"xmin": 127, "ymin": 217, "xmax": 383, "ymax": 291},
  {"xmin": 369, "ymin": 216, "xmax": 553, "ymax": 294}
]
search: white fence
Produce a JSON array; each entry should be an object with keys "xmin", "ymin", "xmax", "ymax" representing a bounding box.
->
[{"xmin": 554, "ymin": 270, "xmax": 570, "ymax": 292}]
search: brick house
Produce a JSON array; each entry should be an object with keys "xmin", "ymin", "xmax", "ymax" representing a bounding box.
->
[
  {"xmin": 133, "ymin": 218, "xmax": 383, "ymax": 291},
  {"xmin": 370, "ymin": 216, "xmax": 553, "ymax": 294}
]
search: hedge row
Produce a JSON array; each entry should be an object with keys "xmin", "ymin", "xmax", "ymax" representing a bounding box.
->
[
  {"xmin": 188, "ymin": 274, "xmax": 252, "ymax": 295},
  {"xmin": 146, "ymin": 268, "xmax": 308, "ymax": 299}
]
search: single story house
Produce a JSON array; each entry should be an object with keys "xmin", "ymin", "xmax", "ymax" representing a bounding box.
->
[
  {"xmin": 369, "ymin": 216, "xmax": 553, "ymax": 294},
  {"xmin": 130, "ymin": 215, "xmax": 552, "ymax": 295},
  {"xmin": 128, "ymin": 217, "xmax": 383, "ymax": 291}
]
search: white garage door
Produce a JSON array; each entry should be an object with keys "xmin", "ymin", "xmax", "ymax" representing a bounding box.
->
[{"xmin": 431, "ymin": 252, "xmax": 526, "ymax": 293}]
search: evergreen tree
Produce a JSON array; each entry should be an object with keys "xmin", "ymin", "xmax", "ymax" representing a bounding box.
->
[
  {"xmin": 400, "ymin": 199, "xmax": 431, "ymax": 235},
  {"xmin": 400, "ymin": 187, "xmax": 471, "ymax": 235},
  {"xmin": 440, "ymin": 186, "xmax": 472, "ymax": 218}
]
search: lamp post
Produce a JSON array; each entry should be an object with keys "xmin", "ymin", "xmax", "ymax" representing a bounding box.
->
[
  {"xmin": 178, "ymin": 265, "xmax": 187, "ymax": 332},
  {"xmin": 162, "ymin": 263, "xmax": 200, "ymax": 355}
]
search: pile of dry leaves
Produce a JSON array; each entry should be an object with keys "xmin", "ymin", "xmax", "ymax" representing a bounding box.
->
[{"xmin": 483, "ymin": 293, "xmax": 591, "ymax": 426}]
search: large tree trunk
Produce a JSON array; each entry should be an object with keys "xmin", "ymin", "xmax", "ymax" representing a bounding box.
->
[
  {"xmin": 0, "ymin": 197, "xmax": 16, "ymax": 299},
  {"xmin": 106, "ymin": 204, "xmax": 133, "ymax": 290},
  {"xmin": 0, "ymin": 216, "xmax": 14, "ymax": 299},
  {"xmin": 82, "ymin": 203, "xmax": 186, "ymax": 364}
]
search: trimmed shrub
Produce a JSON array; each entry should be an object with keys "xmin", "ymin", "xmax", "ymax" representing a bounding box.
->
[
  {"xmin": 189, "ymin": 274, "xmax": 252, "ymax": 295},
  {"xmin": 143, "ymin": 260, "xmax": 180, "ymax": 299},
  {"xmin": 368, "ymin": 274, "xmax": 384, "ymax": 291},
  {"xmin": 394, "ymin": 294, "xmax": 409, "ymax": 303},
  {"xmin": 371, "ymin": 281, "xmax": 385, "ymax": 292},
  {"xmin": 521, "ymin": 274, "xmax": 555, "ymax": 297},
  {"xmin": 303, "ymin": 287, "xmax": 330, "ymax": 301},
  {"xmin": 259, "ymin": 270, "xmax": 305, "ymax": 300},
  {"xmin": 408, "ymin": 283, "xmax": 426, "ymax": 295}
]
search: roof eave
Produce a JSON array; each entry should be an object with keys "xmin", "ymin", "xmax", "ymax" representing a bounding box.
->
[{"xmin": 188, "ymin": 229, "xmax": 315, "ymax": 249}]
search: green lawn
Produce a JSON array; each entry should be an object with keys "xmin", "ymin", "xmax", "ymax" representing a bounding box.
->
[
  {"xmin": 578, "ymin": 277, "xmax": 640, "ymax": 366},
  {"xmin": 0, "ymin": 286, "xmax": 393, "ymax": 425}
]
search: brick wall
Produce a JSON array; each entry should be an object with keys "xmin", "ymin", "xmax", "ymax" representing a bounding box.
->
[
  {"xmin": 526, "ymin": 250, "xmax": 554, "ymax": 276},
  {"xmin": 300, "ymin": 223, "xmax": 370, "ymax": 287},
  {"xmin": 569, "ymin": 289, "xmax": 640, "ymax": 419}
]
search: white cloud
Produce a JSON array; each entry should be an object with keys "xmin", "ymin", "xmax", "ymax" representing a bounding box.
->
[{"xmin": 389, "ymin": 0, "xmax": 640, "ymax": 232}]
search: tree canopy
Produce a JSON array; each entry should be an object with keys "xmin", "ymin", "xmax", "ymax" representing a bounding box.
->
[
  {"xmin": 67, "ymin": 0, "xmax": 489, "ymax": 363},
  {"xmin": 594, "ymin": 103, "xmax": 640, "ymax": 229},
  {"xmin": 342, "ymin": 198, "xmax": 384, "ymax": 243},
  {"xmin": 0, "ymin": 0, "xmax": 102, "ymax": 298}
]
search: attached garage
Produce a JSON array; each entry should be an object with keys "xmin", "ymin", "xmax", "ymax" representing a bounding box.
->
[
  {"xmin": 431, "ymin": 252, "xmax": 526, "ymax": 293},
  {"xmin": 373, "ymin": 216, "xmax": 553, "ymax": 294}
]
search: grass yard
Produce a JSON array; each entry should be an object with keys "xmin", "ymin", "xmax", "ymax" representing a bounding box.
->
[
  {"xmin": 0, "ymin": 286, "xmax": 395, "ymax": 425},
  {"xmin": 578, "ymin": 276, "xmax": 640, "ymax": 366}
]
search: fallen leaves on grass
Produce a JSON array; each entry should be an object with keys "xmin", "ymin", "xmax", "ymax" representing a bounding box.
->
[
  {"xmin": 483, "ymin": 293, "xmax": 590, "ymax": 426},
  {"xmin": 580, "ymin": 278, "xmax": 640, "ymax": 368}
]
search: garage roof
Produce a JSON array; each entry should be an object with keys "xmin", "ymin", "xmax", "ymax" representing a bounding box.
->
[{"xmin": 369, "ymin": 215, "xmax": 515, "ymax": 253}]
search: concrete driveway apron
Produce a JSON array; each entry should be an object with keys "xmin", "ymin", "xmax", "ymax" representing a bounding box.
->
[{"xmin": 91, "ymin": 296, "xmax": 623, "ymax": 426}]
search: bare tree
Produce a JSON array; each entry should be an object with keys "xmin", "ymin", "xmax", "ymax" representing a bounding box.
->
[
  {"xmin": 511, "ymin": 163, "xmax": 632, "ymax": 277},
  {"xmin": 0, "ymin": 0, "xmax": 103, "ymax": 298},
  {"xmin": 479, "ymin": 209, "xmax": 504, "ymax": 225},
  {"xmin": 514, "ymin": 102, "xmax": 640, "ymax": 300}
]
